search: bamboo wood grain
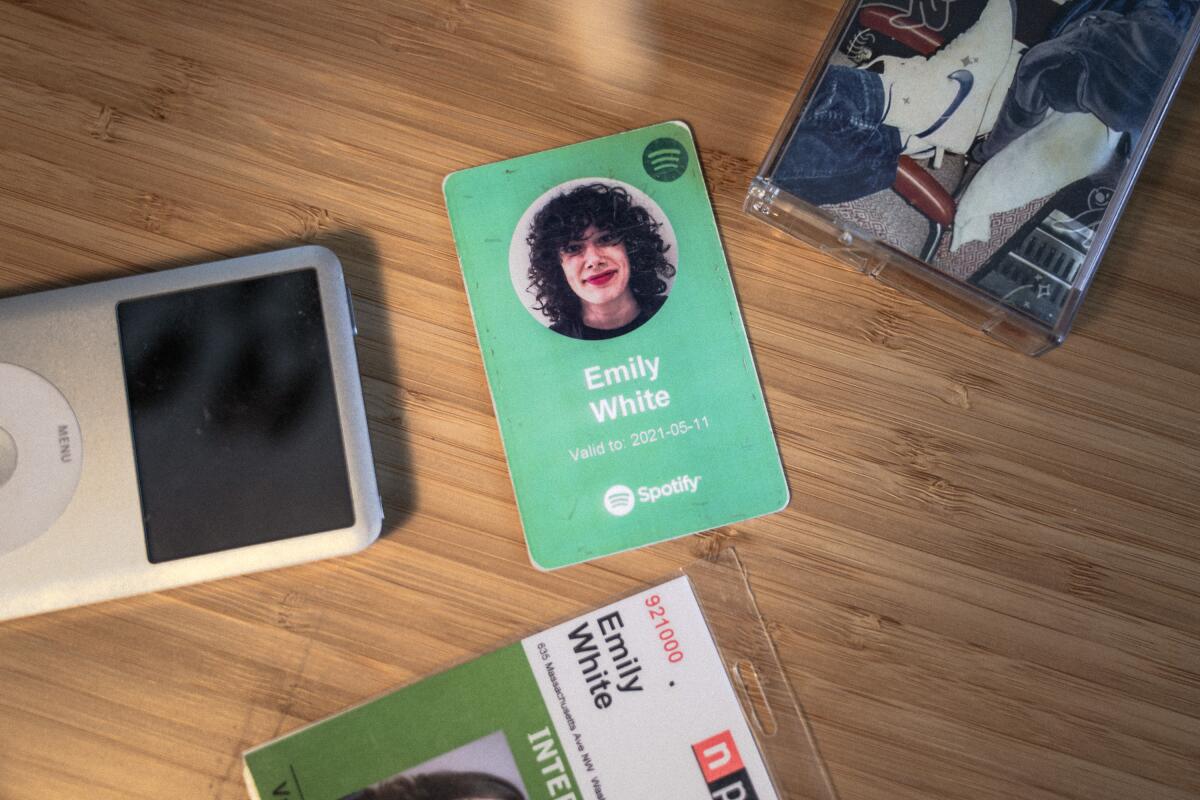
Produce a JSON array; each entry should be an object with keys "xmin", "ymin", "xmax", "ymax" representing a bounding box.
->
[{"xmin": 1, "ymin": 1, "xmax": 1198, "ymax": 798}]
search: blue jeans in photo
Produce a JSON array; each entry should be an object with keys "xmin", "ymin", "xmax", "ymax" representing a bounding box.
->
[
  {"xmin": 977, "ymin": 0, "xmax": 1197, "ymax": 160},
  {"xmin": 773, "ymin": 66, "xmax": 903, "ymax": 205}
]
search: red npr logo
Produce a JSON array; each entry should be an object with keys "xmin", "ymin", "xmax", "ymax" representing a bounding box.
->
[{"xmin": 691, "ymin": 731, "xmax": 760, "ymax": 800}]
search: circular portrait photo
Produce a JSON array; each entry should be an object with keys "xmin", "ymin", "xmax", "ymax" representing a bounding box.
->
[{"xmin": 509, "ymin": 179, "xmax": 677, "ymax": 341}]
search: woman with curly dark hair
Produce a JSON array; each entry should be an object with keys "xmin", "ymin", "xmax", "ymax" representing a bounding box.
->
[
  {"xmin": 339, "ymin": 770, "xmax": 525, "ymax": 800},
  {"xmin": 525, "ymin": 183, "xmax": 675, "ymax": 340}
]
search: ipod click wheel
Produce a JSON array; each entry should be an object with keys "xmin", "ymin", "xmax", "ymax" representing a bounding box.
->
[
  {"xmin": 0, "ymin": 365, "xmax": 83, "ymax": 556},
  {"xmin": 0, "ymin": 246, "xmax": 383, "ymax": 621}
]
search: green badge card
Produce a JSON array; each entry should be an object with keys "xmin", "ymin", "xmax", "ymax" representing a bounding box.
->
[
  {"xmin": 444, "ymin": 122, "xmax": 787, "ymax": 569},
  {"xmin": 244, "ymin": 576, "xmax": 784, "ymax": 799}
]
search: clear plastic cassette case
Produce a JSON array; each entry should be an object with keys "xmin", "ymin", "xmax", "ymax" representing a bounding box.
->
[{"xmin": 748, "ymin": 0, "xmax": 1200, "ymax": 354}]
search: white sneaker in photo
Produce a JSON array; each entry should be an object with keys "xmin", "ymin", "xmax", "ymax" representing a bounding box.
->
[{"xmin": 875, "ymin": 0, "xmax": 1017, "ymax": 155}]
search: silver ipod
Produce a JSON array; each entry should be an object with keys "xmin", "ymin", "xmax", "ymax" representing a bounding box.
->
[{"xmin": 0, "ymin": 246, "xmax": 383, "ymax": 621}]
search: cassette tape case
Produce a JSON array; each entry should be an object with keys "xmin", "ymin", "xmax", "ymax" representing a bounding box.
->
[{"xmin": 749, "ymin": 0, "xmax": 1200, "ymax": 353}]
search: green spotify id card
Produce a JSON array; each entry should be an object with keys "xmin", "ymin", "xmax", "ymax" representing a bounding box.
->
[{"xmin": 444, "ymin": 122, "xmax": 787, "ymax": 569}]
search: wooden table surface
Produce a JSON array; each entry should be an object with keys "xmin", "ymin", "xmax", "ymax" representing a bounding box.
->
[{"xmin": 1, "ymin": 1, "xmax": 1198, "ymax": 798}]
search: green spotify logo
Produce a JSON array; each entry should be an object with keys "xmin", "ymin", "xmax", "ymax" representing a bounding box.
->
[{"xmin": 642, "ymin": 138, "xmax": 689, "ymax": 182}]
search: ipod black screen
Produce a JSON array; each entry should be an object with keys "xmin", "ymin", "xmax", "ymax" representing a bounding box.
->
[{"xmin": 117, "ymin": 269, "xmax": 355, "ymax": 563}]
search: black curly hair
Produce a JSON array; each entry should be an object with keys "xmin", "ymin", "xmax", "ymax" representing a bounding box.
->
[
  {"xmin": 340, "ymin": 770, "xmax": 524, "ymax": 800},
  {"xmin": 525, "ymin": 183, "xmax": 674, "ymax": 327}
]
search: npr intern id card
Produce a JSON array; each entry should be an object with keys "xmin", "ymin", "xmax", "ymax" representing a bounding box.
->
[
  {"xmin": 243, "ymin": 576, "xmax": 781, "ymax": 800},
  {"xmin": 444, "ymin": 122, "xmax": 787, "ymax": 569}
]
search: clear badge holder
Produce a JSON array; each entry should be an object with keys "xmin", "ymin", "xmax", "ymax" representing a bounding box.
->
[{"xmin": 243, "ymin": 547, "xmax": 838, "ymax": 800}]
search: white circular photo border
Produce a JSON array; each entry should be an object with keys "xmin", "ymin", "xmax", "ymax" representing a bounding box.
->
[{"xmin": 507, "ymin": 177, "xmax": 678, "ymax": 331}]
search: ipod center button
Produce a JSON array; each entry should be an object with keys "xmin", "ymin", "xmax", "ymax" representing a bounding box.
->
[{"xmin": 0, "ymin": 426, "xmax": 16, "ymax": 488}]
